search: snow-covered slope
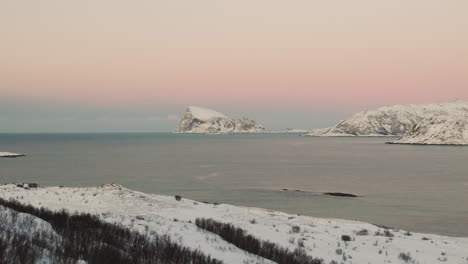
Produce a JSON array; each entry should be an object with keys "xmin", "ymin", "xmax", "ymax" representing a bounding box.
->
[
  {"xmin": 305, "ymin": 100, "xmax": 468, "ymax": 137},
  {"xmin": 1, "ymin": 184, "xmax": 467, "ymax": 264},
  {"xmin": 174, "ymin": 106, "xmax": 266, "ymax": 134},
  {"xmin": 0, "ymin": 152, "xmax": 25, "ymax": 158},
  {"xmin": 390, "ymin": 115, "xmax": 468, "ymax": 145},
  {"xmin": 0, "ymin": 205, "xmax": 68, "ymax": 263}
]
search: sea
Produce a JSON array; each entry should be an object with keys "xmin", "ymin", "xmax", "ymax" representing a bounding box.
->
[{"xmin": 1, "ymin": 133, "xmax": 467, "ymax": 236}]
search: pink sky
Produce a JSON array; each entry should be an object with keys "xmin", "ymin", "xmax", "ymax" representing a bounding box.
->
[{"xmin": 1, "ymin": 0, "xmax": 468, "ymax": 111}]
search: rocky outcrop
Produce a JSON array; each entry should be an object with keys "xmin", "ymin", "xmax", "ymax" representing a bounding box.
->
[
  {"xmin": 174, "ymin": 106, "xmax": 266, "ymax": 133},
  {"xmin": 305, "ymin": 100, "xmax": 468, "ymax": 136}
]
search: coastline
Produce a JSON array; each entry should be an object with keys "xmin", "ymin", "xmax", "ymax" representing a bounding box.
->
[{"xmin": 386, "ymin": 142, "xmax": 468, "ymax": 146}]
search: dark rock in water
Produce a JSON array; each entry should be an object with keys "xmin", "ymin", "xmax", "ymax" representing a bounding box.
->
[
  {"xmin": 324, "ymin": 192, "xmax": 358, "ymax": 197},
  {"xmin": 282, "ymin": 188, "xmax": 288, "ymax": 191}
]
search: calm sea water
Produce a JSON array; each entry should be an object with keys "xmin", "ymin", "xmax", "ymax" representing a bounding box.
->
[{"xmin": 1, "ymin": 133, "xmax": 467, "ymax": 236}]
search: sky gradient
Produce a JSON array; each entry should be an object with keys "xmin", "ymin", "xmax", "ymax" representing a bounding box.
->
[{"xmin": 1, "ymin": 0, "xmax": 467, "ymax": 132}]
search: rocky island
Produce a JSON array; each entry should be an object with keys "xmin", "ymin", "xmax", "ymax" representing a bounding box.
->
[
  {"xmin": 0, "ymin": 152, "xmax": 25, "ymax": 158},
  {"xmin": 174, "ymin": 106, "xmax": 266, "ymax": 134}
]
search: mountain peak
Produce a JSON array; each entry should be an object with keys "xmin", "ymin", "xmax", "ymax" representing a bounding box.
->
[{"xmin": 186, "ymin": 106, "xmax": 227, "ymax": 121}]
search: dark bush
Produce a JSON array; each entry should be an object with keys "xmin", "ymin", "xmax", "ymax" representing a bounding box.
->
[
  {"xmin": 195, "ymin": 218, "xmax": 323, "ymax": 264},
  {"xmin": 291, "ymin": 225, "xmax": 300, "ymax": 233},
  {"xmin": 398, "ymin": 252, "xmax": 413, "ymax": 262},
  {"xmin": 0, "ymin": 198, "xmax": 222, "ymax": 264},
  {"xmin": 341, "ymin": 235, "xmax": 351, "ymax": 242}
]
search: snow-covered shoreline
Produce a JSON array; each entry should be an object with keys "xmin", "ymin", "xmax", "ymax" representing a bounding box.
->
[{"xmin": 1, "ymin": 183, "xmax": 467, "ymax": 263}]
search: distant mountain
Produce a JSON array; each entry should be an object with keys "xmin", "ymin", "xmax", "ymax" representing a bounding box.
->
[
  {"xmin": 389, "ymin": 115, "xmax": 468, "ymax": 145},
  {"xmin": 305, "ymin": 100, "xmax": 468, "ymax": 136},
  {"xmin": 174, "ymin": 106, "xmax": 266, "ymax": 133}
]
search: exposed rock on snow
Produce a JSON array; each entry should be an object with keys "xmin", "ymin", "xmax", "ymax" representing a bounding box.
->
[
  {"xmin": 0, "ymin": 152, "xmax": 25, "ymax": 158},
  {"xmin": 1, "ymin": 184, "xmax": 468, "ymax": 264},
  {"xmin": 174, "ymin": 106, "xmax": 266, "ymax": 134},
  {"xmin": 305, "ymin": 100, "xmax": 468, "ymax": 137},
  {"xmin": 389, "ymin": 115, "xmax": 468, "ymax": 145}
]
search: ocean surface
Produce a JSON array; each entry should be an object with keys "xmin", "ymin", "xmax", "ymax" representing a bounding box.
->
[{"xmin": 1, "ymin": 133, "xmax": 467, "ymax": 236}]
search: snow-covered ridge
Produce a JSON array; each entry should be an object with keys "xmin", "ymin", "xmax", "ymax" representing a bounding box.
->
[
  {"xmin": 174, "ymin": 106, "xmax": 266, "ymax": 134},
  {"xmin": 1, "ymin": 183, "xmax": 467, "ymax": 264},
  {"xmin": 0, "ymin": 152, "xmax": 25, "ymax": 158},
  {"xmin": 305, "ymin": 100, "xmax": 468, "ymax": 137},
  {"xmin": 389, "ymin": 115, "xmax": 468, "ymax": 145}
]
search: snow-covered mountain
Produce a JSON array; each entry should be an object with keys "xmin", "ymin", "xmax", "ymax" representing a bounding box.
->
[
  {"xmin": 1, "ymin": 184, "xmax": 468, "ymax": 264},
  {"xmin": 389, "ymin": 115, "xmax": 468, "ymax": 145},
  {"xmin": 174, "ymin": 106, "xmax": 266, "ymax": 133},
  {"xmin": 305, "ymin": 100, "xmax": 468, "ymax": 137}
]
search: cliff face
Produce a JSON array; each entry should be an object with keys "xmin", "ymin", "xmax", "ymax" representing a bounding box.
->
[
  {"xmin": 305, "ymin": 100, "xmax": 468, "ymax": 136},
  {"xmin": 174, "ymin": 106, "xmax": 265, "ymax": 133}
]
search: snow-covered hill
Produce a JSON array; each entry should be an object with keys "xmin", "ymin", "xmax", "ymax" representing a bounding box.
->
[
  {"xmin": 174, "ymin": 106, "xmax": 266, "ymax": 134},
  {"xmin": 389, "ymin": 115, "xmax": 468, "ymax": 145},
  {"xmin": 0, "ymin": 205, "xmax": 76, "ymax": 263},
  {"xmin": 1, "ymin": 184, "xmax": 467, "ymax": 264},
  {"xmin": 305, "ymin": 100, "xmax": 468, "ymax": 137}
]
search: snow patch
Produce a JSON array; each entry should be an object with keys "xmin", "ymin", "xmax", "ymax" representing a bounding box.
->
[{"xmin": 187, "ymin": 106, "xmax": 227, "ymax": 121}]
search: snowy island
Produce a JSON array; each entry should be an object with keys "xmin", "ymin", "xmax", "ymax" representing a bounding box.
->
[
  {"xmin": 174, "ymin": 106, "xmax": 266, "ymax": 134},
  {"xmin": 305, "ymin": 100, "xmax": 468, "ymax": 137},
  {"xmin": 1, "ymin": 183, "xmax": 468, "ymax": 264},
  {"xmin": 0, "ymin": 152, "xmax": 25, "ymax": 158}
]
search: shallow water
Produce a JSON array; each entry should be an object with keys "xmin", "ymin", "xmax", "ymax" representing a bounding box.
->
[{"xmin": 1, "ymin": 133, "xmax": 467, "ymax": 236}]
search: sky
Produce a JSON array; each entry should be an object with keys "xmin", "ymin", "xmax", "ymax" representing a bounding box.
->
[{"xmin": 1, "ymin": 0, "xmax": 467, "ymax": 132}]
